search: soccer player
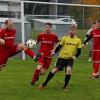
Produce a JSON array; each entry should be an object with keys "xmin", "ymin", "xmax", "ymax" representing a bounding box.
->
[
  {"xmin": 31, "ymin": 22, "xmax": 59, "ymax": 85},
  {"xmin": 83, "ymin": 19, "xmax": 100, "ymax": 79},
  {"xmin": 85, "ymin": 22, "xmax": 96, "ymax": 62},
  {"xmin": 0, "ymin": 19, "xmax": 40, "ymax": 70},
  {"xmin": 38, "ymin": 24, "xmax": 81, "ymax": 90}
]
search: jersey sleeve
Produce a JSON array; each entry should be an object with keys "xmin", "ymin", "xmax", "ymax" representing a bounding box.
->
[
  {"xmin": 59, "ymin": 36, "xmax": 66, "ymax": 46},
  {"xmin": 89, "ymin": 29, "xmax": 94, "ymax": 37},
  {"xmin": 77, "ymin": 39, "xmax": 82, "ymax": 48},
  {"xmin": 86, "ymin": 28, "xmax": 92, "ymax": 35}
]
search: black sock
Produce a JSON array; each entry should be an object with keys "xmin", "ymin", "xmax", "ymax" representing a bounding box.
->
[
  {"xmin": 63, "ymin": 74, "xmax": 71, "ymax": 88},
  {"xmin": 42, "ymin": 72, "xmax": 55, "ymax": 86}
]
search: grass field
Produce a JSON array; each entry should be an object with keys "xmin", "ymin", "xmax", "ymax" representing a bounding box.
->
[
  {"xmin": 0, "ymin": 57, "xmax": 100, "ymax": 100},
  {"xmin": 0, "ymin": 29, "xmax": 100, "ymax": 100}
]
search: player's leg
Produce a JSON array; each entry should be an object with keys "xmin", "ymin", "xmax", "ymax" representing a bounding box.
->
[
  {"xmin": 62, "ymin": 59, "xmax": 73, "ymax": 90},
  {"xmin": 92, "ymin": 62, "xmax": 99, "ymax": 78},
  {"xmin": 38, "ymin": 58, "xmax": 64, "ymax": 89},
  {"xmin": 0, "ymin": 49, "xmax": 9, "ymax": 70},
  {"xmin": 88, "ymin": 49, "xmax": 92, "ymax": 62},
  {"xmin": 31, "ymin": 57, "xmax": 44, "ymax": 85},
  {"xmin": 17, "ymin": 43, "xmax": 35, "ymax": 58},
  {"xmin": 31, "ymin": 58, "xmax": 52, "ymax": 84},
  {"xmin": 31, "ymin": 64, "xmax": 43, "ymax": 85},
  {"xmin": 40, "ymin": 58, "xmax": 52, "ymax": 75},
  {"xmin": 88, "ymin": 41, "xmax": 92, "ymax": 61},
  {"xmin": 38, "ymin": 67, "xmax": 59, "ymax": 90},
  {"xmin": 91, "ymin": 51, "xmax": 100, "ymax": 79}
]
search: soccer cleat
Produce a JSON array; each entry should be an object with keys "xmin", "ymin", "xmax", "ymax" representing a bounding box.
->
[
  {"xmin": 89, "ymin": 75, "xmax": 99, "ymax": 79},
  {"xmin": 88, "ymin": 58, "xmax": 92, "ymax": 62},
  {"xmin": 38, "ymin": 85, "xmax": 45, "ymax": 90},
  {"xmin": 33, "ymin": 53, "xmax": 42, "ymax": 62},
  {"xmin": 62, "ymin": 86, "xmax": 68, "ymax": 91},
  {"xmin": 62, "ymin": 86, "xmax": 66, "ymax": 89},
  {"xmin": 36, "ymin": 76, "xmax": 39, "ymax": 81},
  {"xmin": 30, "ymin": 81, "xmax": 35, "ymax": 86}
]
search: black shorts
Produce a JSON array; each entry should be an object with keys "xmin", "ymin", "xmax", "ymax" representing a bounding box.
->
[{"xmin": 55, "ymin": 57, "xmax": 74, "ymax": 71}]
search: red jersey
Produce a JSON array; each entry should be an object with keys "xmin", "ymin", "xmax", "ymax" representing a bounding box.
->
[
  {"xmin": 91, "ymin": 29, "xmax": 100, "ymax": 51},
  {"xmin": 37, "ymin": 32, "xmax": 58, "ymax": 57},
  {"xmin": 0, "ymin": 28, "xmax": 16, "ymax": 49}
]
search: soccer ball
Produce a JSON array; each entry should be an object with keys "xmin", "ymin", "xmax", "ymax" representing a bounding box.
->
[{"xmin": 26, "ymin": 39, "xmax": 36, "ymax": 49}]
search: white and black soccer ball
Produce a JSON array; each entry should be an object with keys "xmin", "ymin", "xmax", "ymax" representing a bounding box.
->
[{"xmin": 26, "ymin": 39, "xmax": 36, "ymax": 49}]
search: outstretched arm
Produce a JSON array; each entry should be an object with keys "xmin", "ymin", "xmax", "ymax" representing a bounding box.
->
[
  {"xmin": 54, "ymin": 43, "xmax": 62, "ymax": 54},
  {"xmin": 51, "ymin": 43, "xmax": 62, "ymax": 56},
  {"xmin": 83, "ymin": 35, "xmax": 92, "ymax": 45}
]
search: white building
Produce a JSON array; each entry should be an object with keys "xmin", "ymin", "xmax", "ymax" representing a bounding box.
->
[
  {"xmin": 0, "ymin": 0, "xmax": 24, "ymax": 18},
  {"xmin": 0, "ymin": 0, "xmax": 59, "ymax": 18}
]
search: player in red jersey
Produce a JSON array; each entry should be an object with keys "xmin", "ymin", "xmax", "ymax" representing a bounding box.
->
[
  {"xmin": 31, "ymin": 22, "xmax": 59, "ymax": 85},
  {"xmin": 85, "ymin": 22, "xmax": 96, "ymax": 62},
  {"xmin": 0, "ymin": 19, "xmax": 40, "ymax": 70},
  {"xmin": 83, "ymin": 19, "xmax": 100, "ymax": 79}
]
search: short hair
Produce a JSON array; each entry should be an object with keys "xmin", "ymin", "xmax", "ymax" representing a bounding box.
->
[
  {"xmin": 5, "ymin": 20, "xmax": 9, "ymax": 25},
  {"xmin": 69, "ymin": 24, "xmax": 77, "ymax": 29},
  {"xmin": 5, "ymin": 19, "xmax": 12, "ymax": 25},
  {"xmin": 45, "ymin": 22, "xmax": 52, "ymax": 27}
]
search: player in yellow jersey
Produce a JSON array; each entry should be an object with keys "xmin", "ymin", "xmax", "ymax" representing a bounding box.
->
[{"xmin": 38, "ymin": 24, "xmax": 82, "ymax": 90}]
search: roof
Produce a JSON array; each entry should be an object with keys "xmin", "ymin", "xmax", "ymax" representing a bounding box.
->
[{"xmin": 33, "ymin": 18, "xmax": 77, "ymax": 25}]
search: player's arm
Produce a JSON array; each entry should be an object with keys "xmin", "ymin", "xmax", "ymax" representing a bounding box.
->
[
  {"xmin": 83, "ymin": 30, "xmax": 93, "ymax": 47},
  {"xmin": 74, "ymin": 48, "xmax": 81, "ymax": 59},
  {"xmin": 50, "ymin": 43, "xmax": 62, "ymax": 56},
  {"xmin": 0, "ymin": 29, "xmax": 5, "ymax": 45},
  {"xmin": 51, "ymin": 36, "xmax": 65, "ymax": 55},
  {"xmin": 84, "ymin": 28, "xmax": 93, "ymax": 45},
  {"xmin": 73, "ymin": 38, "xmax": 82, "ymax": 59},
  {"xmin": 83, "ymin": 35, "xmax": 92, "ymax": 45},
  {"xmin": 54, "ymin": 43, "xmax": 62, "ymax": 54},
  {"xmin": 72, "ymin": 48, "xmax": 81, "ymax": 60}
]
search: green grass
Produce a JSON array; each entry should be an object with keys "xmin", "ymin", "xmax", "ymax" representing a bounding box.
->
[
  {"xmin": 0, "ymin": 29, "xmax": 100, "ymax": 100},
  {"xmin": 0, "ymin": 57, "xmax": 100, "ymax": 100}
]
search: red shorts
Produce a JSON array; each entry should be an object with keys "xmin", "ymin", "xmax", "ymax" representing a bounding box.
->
[
  {"xmin": 38, "ymin": 56, "xmax": 52, "ymax": 70},
  {"xmin": 0, "ymin": 45, "xmax": 19, "ymax": 66},
  {"xmin": 92, "ymin": 51, "xmax": 100, "ymax": 63}
]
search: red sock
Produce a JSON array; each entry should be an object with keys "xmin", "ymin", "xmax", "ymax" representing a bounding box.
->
[
  {"xmin": 93, "ymin": 63, "xmax": 99, "ymax": 74},
  {"xmin": 31, "ymin": 69, "xmax": 40, "ymax": 83},
  {"xmin": 24, "ymin": 48, "xmax": 35, "ymax": 58}
]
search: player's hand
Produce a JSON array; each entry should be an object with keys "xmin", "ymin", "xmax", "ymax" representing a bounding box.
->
[
  {"xmin": 33, "ymin": 53, "xmax": 42, "ymax": 62},
  {"xmin": 50, "ymin": 50, "xmax": 55, "ymax": 57},
  {"xmin": 72, "ymin": 56, "xmax": 76, "ymax": 60},
  {"xmin": 0, "ymin": 39, "xmax": 5, "ymax": 45},
  {"xmin": 82, "ymin": 42, "xmax": 88, "ymax": 48},
  {"xmin": 82, "ymin": 44, "xmax": 86, "ymax": 48}
]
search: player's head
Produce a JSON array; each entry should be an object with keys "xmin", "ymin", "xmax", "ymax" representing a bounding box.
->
[
  {"xmin": 96, "ymin": 19, "xmax": 100, "ymax": 29},
  {"xmin": 69, "ymin": 24, "xmax": 77, "ymax": 38},
  {"xmin": 44, "ymin": 22, "xmax": 52, "ymax": 34},
  {"xmin": 5, "ymin": 19, "xmax": 14, "ymax": 30}
]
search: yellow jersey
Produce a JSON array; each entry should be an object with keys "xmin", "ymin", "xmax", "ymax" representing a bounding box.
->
[{"xmin": 58, "ymin": 36, "xmax": 82, "ymax": 59}]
